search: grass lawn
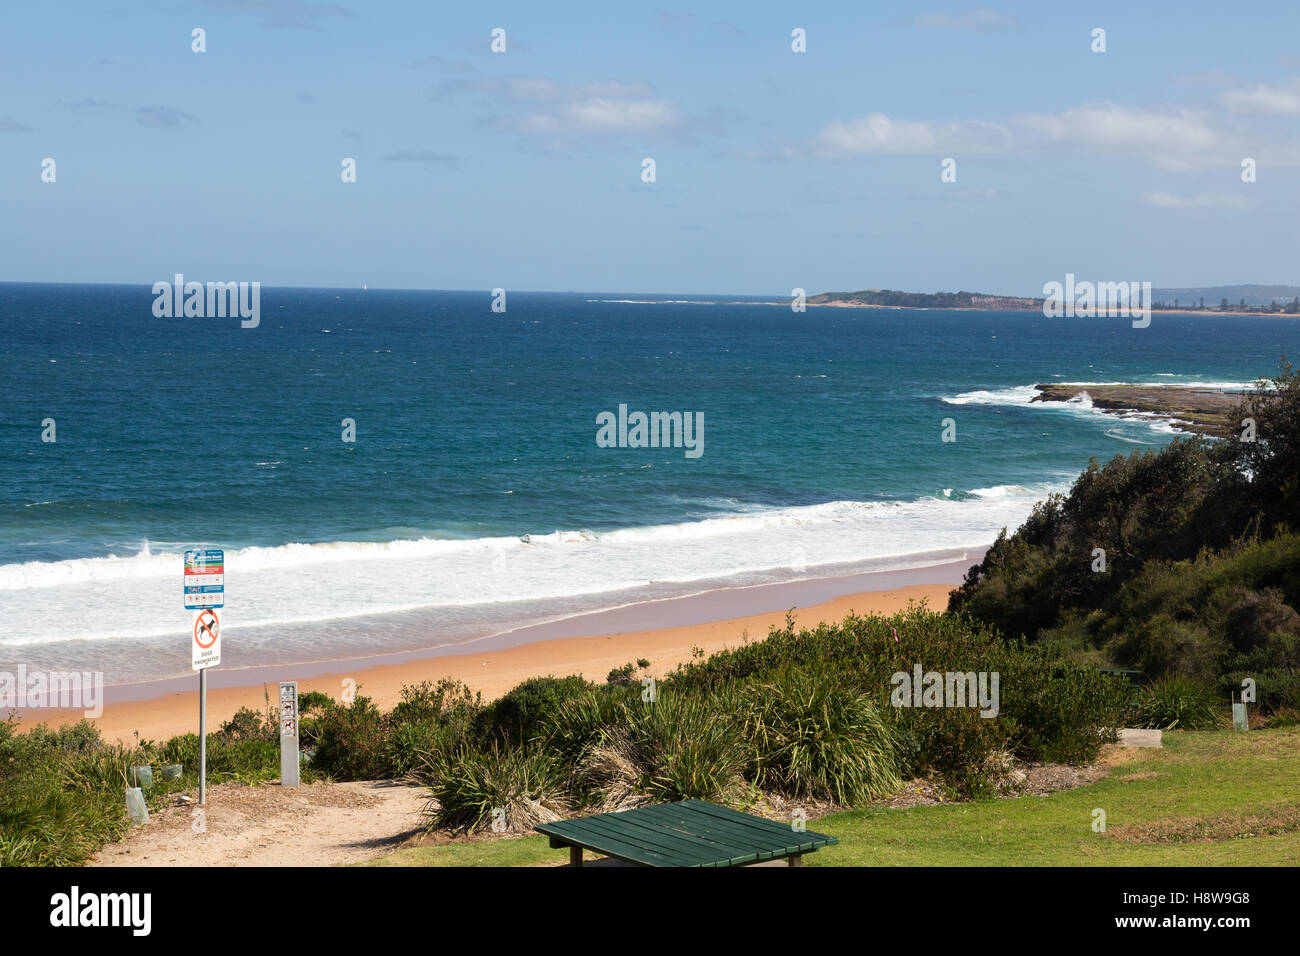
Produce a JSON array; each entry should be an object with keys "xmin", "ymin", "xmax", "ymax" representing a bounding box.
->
[{"xmin": 362, "ymin": 727, "xmax": 1300, "ymax": 867}]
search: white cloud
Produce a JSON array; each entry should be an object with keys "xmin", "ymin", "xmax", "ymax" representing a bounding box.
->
[
  {"xmin": 1220, "ymin": 81, "xmax": 1300, "ymax": 115},
  {"xmin": 815, "ymin": 113, "xmax": 1011, "ymax": 156},
  {"xmin": 452, "ymin": 76, "xmax": 682, "ymax": 136},
  {"xmin": 811, "ymin": 102, "xmax": 1230, "ymax": 170},
  {"xmin": 1017, "ymin": 103, "xmax": 1217, "ymax": 153},
  {"xmin": 520, "ymin": 97, "xmax": 681, "ymax": 134}
]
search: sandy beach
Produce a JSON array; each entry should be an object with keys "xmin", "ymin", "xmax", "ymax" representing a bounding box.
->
[{"xmin": 16, "ymin": 579, "xmax": 955, "ymax": 745}]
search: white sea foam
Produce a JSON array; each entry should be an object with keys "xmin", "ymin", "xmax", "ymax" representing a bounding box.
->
[{"xmin": 0, "ymin": 486, "xmax": 1064, "ymax": 663}]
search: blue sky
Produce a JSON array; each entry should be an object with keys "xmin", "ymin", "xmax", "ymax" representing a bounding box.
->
[{"xmin": 2, "ymin": 1, "xmax": 1298, "ymax": 294}]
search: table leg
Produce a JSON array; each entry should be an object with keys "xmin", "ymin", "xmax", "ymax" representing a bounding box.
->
[{"xmin": 570, "ymin": 845, "xmax": 583, "ymax": 867}]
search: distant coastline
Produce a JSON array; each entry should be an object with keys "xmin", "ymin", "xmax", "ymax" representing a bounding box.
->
[{"xmin": 592, "ymin": 290, "xmax": 1298, "ymax": 317}]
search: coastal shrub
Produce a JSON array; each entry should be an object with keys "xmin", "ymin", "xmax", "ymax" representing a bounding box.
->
[
  {"xmin": 388, "ymin": 679, "xmax": 483, "ymax": 730},
  {"xmin": 309, "ymin": 682, "xmax": 486, "ymax": 780},
  {"xmin": 423, "ymin": 743, "xmax": 568, "ymax": 834},
  {"xmin": 1218, "ymin": 666, "xmax": 1300, "ymax": 714},
  {"xmin": 218, "ymin": 706, "xmax": 275, "ymax": 743},
  {"xmin": 1000, "ymin": 659, "xmax": 1128, "ymax": 763},
  {"xmin": 948, "ymin": 360, "xmax": 1300, "ymax": 703},
  {"xmin": 383, "ymin": 720, "xmax": 441, "ymax": 778},
  {"xmin": 1134, "ymin": 676, "xmax": 1219, "ymax": 730},
  {"xmin": 310, "ymin": 694, "xmax": 389, "ymax": 780},
  {"xmin": 299, "ymin": 690, "xmax": 332, "ymax": 713},
  {"xmin": 666, "ymin": 605, "xmax": 1125, "ymax": 788},
  {"xmin": 383, "ymin": 679, "xmax": 484, "ymax": 777},
  {"xmin": 1265, "ymin": 707, "xmax": 1300, "ymax": 728},
  {"xmin": 0, "ymin": 718, "xmax": 257, "ymax": 865},
  {"xmin": 297, "ymin": 690, "xmax": 332, "ymax": 747},
  {"xmin": 540, "ymin": 683, "xmax": 640, "ymax": 769},
  {"xmin": 901, "ymin": 707, "xmax": 1015, "ymax": 799},
  {"xmin": 1232, "ymin": 357, "xmax": 1300, "ymax": 532},
  {"xmin": 573, "ymin": 689, "xmax": 749, "ymax": 811},
  {"xmin": 740, "ymin": 663, "xmax": 901, "ymax": 805},
  {"xmin": 156, "ymin": 731, "xmax": 282, "ymax": 782},
  {"xmin": 0, "ymin": 710, "xmax": 309, "ymax": 866},
  {"xmin": 606, "ymin": 659, "xmax": 652, "ymax": 686},
  {"xmin": 476, "ymin": 674, "xmax": 594, "ymax": 746},
  {"xmin": 0, "ymin": 719, "xmax": 125, "ymax": 867}
]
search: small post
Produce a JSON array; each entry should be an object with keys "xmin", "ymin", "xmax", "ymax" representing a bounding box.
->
[
  {"xmin": 279, "ymin": 681, "xmax": 300, "ymax": 787},
  {"xmin": 569, "ymin": 846, "xmax": 583, "ymax": 867},
  {"xmin": 199, "ymin": 668, "xmax": 207, "ymax": 804}
]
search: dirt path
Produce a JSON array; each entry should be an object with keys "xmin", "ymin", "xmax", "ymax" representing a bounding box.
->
[{"xmin": 90, "ymin": 780, "xmax": 428, "ymax": 867}]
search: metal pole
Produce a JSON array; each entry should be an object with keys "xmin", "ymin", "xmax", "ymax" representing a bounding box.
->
[{"xmin": 199, "ymin": 668, "xmax": 207, "ymax": 805}]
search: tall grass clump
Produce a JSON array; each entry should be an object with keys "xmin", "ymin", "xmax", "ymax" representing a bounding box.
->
[
  {"xmin": 1134, "ymin": 675, "xmax": 1219, "ymax": 729},
  {"xmin": 422, "ymin": 744, "xmax": 569, "ymax": 834},
  {"xmin": 576, "ymin": 690, "xmax": 750, "ymax": 811},
  {"xmin": 740, "ymin": 663, "xmax": 900, "ymax": 804}
]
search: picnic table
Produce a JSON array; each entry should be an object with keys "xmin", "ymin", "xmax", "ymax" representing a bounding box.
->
[{"xmin": 534, "ymin": 799, "xmax": 838, "ymax": 867}]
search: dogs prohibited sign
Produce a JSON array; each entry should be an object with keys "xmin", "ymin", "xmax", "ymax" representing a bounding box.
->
[{"xmin": 192, "ymin": 608, "xmax": 221, "ymax": 670}]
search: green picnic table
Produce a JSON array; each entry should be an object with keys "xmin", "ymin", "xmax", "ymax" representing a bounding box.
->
[{"xmin": 534, "ymin": 799, "xmax": 838, "ymax": 867}]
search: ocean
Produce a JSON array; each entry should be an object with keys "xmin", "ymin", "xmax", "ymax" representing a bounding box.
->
[{"xmin": 1, "ymin": 283, "xmax": 1293, "ymax": 683}]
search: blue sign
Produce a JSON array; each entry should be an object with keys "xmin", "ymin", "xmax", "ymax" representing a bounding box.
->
[{"xmin": 184, "ymin": 548, "xmax": 225, "ymax": 610}]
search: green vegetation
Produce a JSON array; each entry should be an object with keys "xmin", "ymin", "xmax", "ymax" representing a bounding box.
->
[
  {"xmin": 0, "ymin": 698, "xmax": 313, "ymax": 866},
  {"xmin": 364, "ymin": 726, "xmax": 1300, "ymax": 866},
  {"xmin": 475, "ymin": 674, "xmax": 594, "ymax": 747},
  {"xmin": 410, "ymin": 605, "xmax": 1128, "ymax": 833},
  {"xmin": 308, "ymin": 678, "xmax": 483, "ymax": 779},
  {"xmin": 2, "ymin": 603, "xmax": 1135, "ymax": 865},
  {"xmin": 739, "ymin": 663, "xmax": 900, "ymax": 805},
  {"xmin": 951, "ymin": 360, "xmax": 1300, "ymax": 715},
  {"xmin": 1133, "ymin": 675, "xmax": 1219, "ymax": 730}
]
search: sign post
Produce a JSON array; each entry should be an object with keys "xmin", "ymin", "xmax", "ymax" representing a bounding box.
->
[
  {"xmin": 185, "ymin": 549, "xmax": 224, "ymax": 805},
  {"xmin": 279, "ymin": 681, "xmax": 300, "ymax": 787}
]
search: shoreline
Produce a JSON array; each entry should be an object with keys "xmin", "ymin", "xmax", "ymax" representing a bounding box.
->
[{"xmin": 10, "ymin": 558, "xmax": 977, "ymax": 744}]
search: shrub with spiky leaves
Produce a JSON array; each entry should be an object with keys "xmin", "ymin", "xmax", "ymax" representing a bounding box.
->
[
  {"xmin": 571, "ymin": 689, "xmax": 749, "ymax": 811},
  {"xmin": 740, "ymin": 663, "xmax": 900, "ymax": 805},
  {"xmin": 1134, "ymin": 675, "xmax": 1219, "ymax": 730},
  {"xmin": 422, "ymin": 744, "xmax": 568, "ymax": 835}
]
